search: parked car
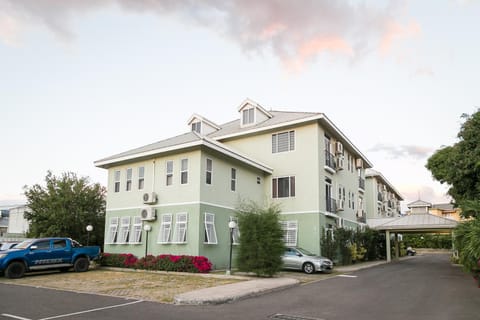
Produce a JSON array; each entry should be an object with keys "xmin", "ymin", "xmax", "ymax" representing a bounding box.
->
[
  {"xmin": 406, "ymin": 246, "xmax": 416, "ymax": 256},
  {"xmin": 0, "ymin": 237, "xmax": 101, "ymax": 279},
  {"xmin": 282, "ymin": 247, "xmax": 333, "ymax": 274},
  {"xmin": 0, "ymin": 242, "xmax": 19, "ymax": 251}
]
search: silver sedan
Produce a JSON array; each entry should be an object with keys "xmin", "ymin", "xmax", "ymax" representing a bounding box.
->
[{"xmin": 282, "ymin": 247, "xmax": 333, "ymax": 274}]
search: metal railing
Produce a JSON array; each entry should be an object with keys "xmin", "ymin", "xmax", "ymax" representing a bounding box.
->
[
  {"xmin": 325, "ymin": 150, "xmax": 336, "ymax": 170},
  {"xmin": 326, "ymin": 197, "xmax": 337, "ymax": 213},
  {"xmin": 358, "ymin": 177, "xmax": 365, "ymax": 190}
]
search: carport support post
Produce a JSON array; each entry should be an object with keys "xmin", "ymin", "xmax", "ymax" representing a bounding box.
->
[{"xmin": 386, "ymin": 230, "xmax": 391, "ymax": 262}]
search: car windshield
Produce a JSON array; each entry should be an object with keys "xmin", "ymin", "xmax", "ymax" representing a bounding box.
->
[
  {"xmin": 296, "ymin": 247, "xmax": 316, "ymax": 256},
  {"xmin": 12, "ymin": 239, "xmax": 35, "ymax": 249}
]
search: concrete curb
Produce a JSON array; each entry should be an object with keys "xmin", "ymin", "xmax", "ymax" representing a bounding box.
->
[{"xmin": 174, "ymin": 277, "xmax": 300, "ymax": 305}]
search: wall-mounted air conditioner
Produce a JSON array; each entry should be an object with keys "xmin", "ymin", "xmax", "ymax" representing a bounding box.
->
[
  {"xmin": 143, "ymin": 192, "xmax": 158, "ymax": 204},
  {"xmin": 140, "ymin": 207, "xmax": 157, "ymax": 221},
  {"xmin": 336, "ymin": 155, "xmax": 344, "ymax": 171},
  {"xmin": 355, "ymin": 158, "xmax": 363, "ymax": 169},
  {"xmin": 337, "ymin": 199, "xmax": 345, "ymax": 211},
  {"xmin": 335, "ymin": 141, "xmax": 344, "ymax": 154}
]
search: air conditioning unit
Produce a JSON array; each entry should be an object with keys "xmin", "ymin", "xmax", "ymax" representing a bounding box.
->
[
  {"xmin": 355, "ymin": 158, "xmax": 363, "ymax": 168},
  {"xmin": 140, "ymin": 207, "xmax": 157, "ymax": 221},
  {"xmin": 336, "ymin": 217, "xmax": 344, "ymax": 228},
  {"xmin": 143, "ymin": 192, "xmax": 158, "ymax": 204},
  {"xmin": 336, "ymin": 155, "xmax": 344, "ymax": 170},
  {"xmin": 335, "ymin": 141, "xmax": 344, "ymax": 154},
  {"xmin": 337, "ymin": 199, "xmax": 345, "ymax": 211}
]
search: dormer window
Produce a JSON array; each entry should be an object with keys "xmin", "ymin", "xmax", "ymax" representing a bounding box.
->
[
  {"xmin": 191, "ymin": 122, "xmax": 201, "ymax": 133},
  {"xmin": 242, "ymin": 108, "xmax": 254, "ymax": 125}
]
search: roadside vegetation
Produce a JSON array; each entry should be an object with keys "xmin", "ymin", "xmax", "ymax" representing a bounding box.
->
[{"xmin": 426, "ymin": 110, "xmax": 480, "ymax": 275}]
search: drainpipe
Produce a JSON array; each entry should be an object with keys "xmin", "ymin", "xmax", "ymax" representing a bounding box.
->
[{"xmin": 386, "ymin": 230, "xmax": 391, "ymax": 262}]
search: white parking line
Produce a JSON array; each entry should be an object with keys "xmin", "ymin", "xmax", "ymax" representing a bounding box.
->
[
  {"xmin": 1, "ymin": 314, "xmax": 32, "ymax": 320},
  {"xmin": 337, "ymin": 274, "xmax": 358, "ymax": 278},
  {"xmin": 1, "ymin": 300, "xmax": 143, "ymax": 320},
  {"xmin": 38, "ymin": 300, "xmax": 143, "ymax": 320}
]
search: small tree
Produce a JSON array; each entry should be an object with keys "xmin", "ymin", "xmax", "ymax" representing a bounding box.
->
[
  {"xmin": 236, "ymin": 202, "xmax": 285, "ymax": 277},
  {"xmin": 454, "ymin": 218, "xmax": 480, "ymax": 272},
  {"xmin": 24, "ymin": 171, "xmax": 106, "ymax": 247}
]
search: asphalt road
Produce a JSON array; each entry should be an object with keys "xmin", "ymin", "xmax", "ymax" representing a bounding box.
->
[{"xmin": 1, "ymin": 254, "xmax": 479, "ymax": 320}]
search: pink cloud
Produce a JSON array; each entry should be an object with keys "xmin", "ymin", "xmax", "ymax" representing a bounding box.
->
[{"xmin": 0, "ymin": 0, "xmax": 420, "ymax": 71}]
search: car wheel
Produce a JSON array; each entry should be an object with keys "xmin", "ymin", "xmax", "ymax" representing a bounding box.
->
[
  {"xmin": 73, "ymin": 257, "xmax": 89, "ymax": 272},
  {"xmin": 5, "ymin": 261, "xmax": 26, "ymax": 279},
  {"xmin": 302, "ymin": 262, "xmax": 315, "ymax": 274}
]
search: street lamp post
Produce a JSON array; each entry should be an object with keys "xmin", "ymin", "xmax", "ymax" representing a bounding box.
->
[
  {"xmin": 86, "ymin": 225, "xmax": 93, "ymax": 246},
  {"xmin": 227, "ymin": 220, "xmax": 237, "ymax": 275},
  {"xmin": 143, "ymin": 224, "xmax": 152, "ymax": 259}
]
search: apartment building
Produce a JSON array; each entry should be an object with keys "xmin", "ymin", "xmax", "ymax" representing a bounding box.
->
[
  {"xmin": 365, "ymin": 169, "xmax": 404, "ymax": 218},
  {"xmin": 95, "ymin": 99, "xmax": 390, "ymax": 269}
]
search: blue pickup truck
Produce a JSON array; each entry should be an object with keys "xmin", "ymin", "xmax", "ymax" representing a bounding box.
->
[{"xmin": 0, "ymin": 237, "xmax": 101, "ymax": 278}]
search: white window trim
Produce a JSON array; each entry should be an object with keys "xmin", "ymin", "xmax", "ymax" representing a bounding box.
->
[
  {"xmin": 138, "ymin": 166, "xmax": 145, "ymax": 190},
  {"xmin": 166, "ymin": 160, "xmax": 174, "ymax": 186},
  {"xmin": 126, "ymin": 168, "xmax": 133, "ymax": 192},
  {"xmin": 106, "ymin": 217, "xmax": 119, "ymax": 244},
  {"xmin": 181, "ymin": 158, "xmax": 188, "ymax": 185},
  {"xmin": 206, "ymin": 158, "xmax": 213, "ymax": 185},
  {"xmin": 281, "ymin": 220, "xmax": 298, "ymax": 246},
  {"xmin": 118, "ymin": 216, "xmax": 131, "ymax": 244},
  {"xmin": 130, "ymin": 216, "xmax": 142, "ymax": 244},
  {"xmin": 231, "ymin": 168, "xmax": 237, "ymax": 192},
  {"xmin": 114, "ymin": 170, "xmax": 121, "ymax": 193},
  {"xmin": 241, "ymin": 107, "xmax": 255, "ymax": 126},
  {"xmin": 272, "ymin": 176, "xmax": 296, "ymax": 198},
  {"xmin": 204, "ymin": 212, "xmax": 218, "ymax": 244},
  {"xmin": 172, "ymin": 212, "xmax": 188, "ymax": 244},
  {"xmin": 157, "ymin": 213, "xmax": 173, "ymax": 244},
  {"xmin": 272, "ymin": 130, "xmax": 295, "ymax": 153}
]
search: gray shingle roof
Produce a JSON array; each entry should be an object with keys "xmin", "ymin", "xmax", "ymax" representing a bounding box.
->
[{"xmin": 369, "ymin": 213, "xmax": 457, "ymax": 231}]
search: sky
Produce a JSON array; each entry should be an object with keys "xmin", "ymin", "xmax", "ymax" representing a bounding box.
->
[{"xmin": 1, "ymin": 0, "xmax": 479, "ymax": 212}]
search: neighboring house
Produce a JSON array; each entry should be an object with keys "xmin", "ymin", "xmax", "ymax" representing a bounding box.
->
[
  {"xmin": 7, "ymin": 205, "xmax": 29, "ymax": 236},
  {"xmin": 95, "ymin": 99, "xmax": 397, "ymax": 269},
  {"xmin": 0, "ymin": 210, "xmax": 8, "ymax": 237},
  {"xmin": 365, "ymin": 169, "xmax": 404, "ymax": 218},
  {"xmin": 406, "ymin": 200, "xmax": 462, "ymax": 221}
]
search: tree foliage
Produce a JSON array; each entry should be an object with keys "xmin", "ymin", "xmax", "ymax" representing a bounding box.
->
[
  {"xmin": 454, "ymin": 218, "xmax": 480, "ymax": 272},
  {"xmin": 235, "ymin": 202, "xmax": 285, "ymax": 277},
  {"xmin": 23, "ymin": 171, "xmax": 106, "ymax": 247},
  {"xmin": 426, "ymin": 110, "xmax": 480, "ymax": 218}
]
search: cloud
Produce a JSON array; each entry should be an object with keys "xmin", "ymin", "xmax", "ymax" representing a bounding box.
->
[
  {"xmin": 0, "ymin": 0, "xmax": 418, "ymax": 70},
  {"xmin": 369, "ymin": 143, "xmax": 434, "ymax": 160}
]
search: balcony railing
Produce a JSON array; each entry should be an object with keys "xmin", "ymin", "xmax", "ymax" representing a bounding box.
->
[
  {"xmin": 325, "ymin": 150, "xmax": 336, "ymax": 170},
  {"xmin": 377, "ymin": 192, "xmax": 383, "ymax": 202},
  {"xmin": 326, "ymin": 197, "xmax": 337, "ymax": 213},
  {"xmin": 356, "ymin": 210, "xmax": 366, "ymax": 223},
  {"xmin": 358, "ymin": 177, "xmax": 365, "ymax": 190}
]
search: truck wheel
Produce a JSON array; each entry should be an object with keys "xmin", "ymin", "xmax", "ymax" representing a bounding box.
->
[
  {"xmin": 6, "ymin": 261, "xmax": 26, "ymax": 279},
  {"xmin": 74, "ymin": 257, "xmax": 90, "ymax": 272}
]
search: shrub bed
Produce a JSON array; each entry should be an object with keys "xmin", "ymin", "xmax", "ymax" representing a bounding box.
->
[{"xmin": 100, "ymin": 253, "xmax": 212, "ymax": 273}]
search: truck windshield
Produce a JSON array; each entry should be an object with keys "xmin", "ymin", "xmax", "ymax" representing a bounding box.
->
[{"xmin": 13, "ymin": 239, "xmax": 35, "ymax": 249}]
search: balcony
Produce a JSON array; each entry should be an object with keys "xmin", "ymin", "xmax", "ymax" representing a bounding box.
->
[
  {"xmin": 324, "ymin": 150, "xmax": 336, "ymax": 171},
  {"xmin": 377, "ymin": 192, "xmax": 383, "ymax": 202},
  {"xmin": 356, "ymin": 210, "xmax": 366, "ymax": 223},
  {"xmin": 326, "ymin": 197, "xmax": 337, "ymax": 213},
  {"xmin": 358, "ymin": 177, "xmax": 365, "ymax": 190}
]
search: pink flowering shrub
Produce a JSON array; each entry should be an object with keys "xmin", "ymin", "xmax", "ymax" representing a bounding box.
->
[{"xmin": 100, "ymin": 253, "xmax": 212, "ymax": 273}]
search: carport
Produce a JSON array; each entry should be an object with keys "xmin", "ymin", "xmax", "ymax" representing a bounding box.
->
[{"xmin": 369, "ymin": 214, "xmax": 458, "ymax": 262}]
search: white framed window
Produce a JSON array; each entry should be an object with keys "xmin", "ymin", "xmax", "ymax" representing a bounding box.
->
[
  {"xmin": 158, "ymin": 213, "xmax": 173, "ymax": 244},
  {"xmin": 114, "ymin": 171, "xmax": 121, "ymax": 193},
  {"xmin": 242, "ymin": 108, "xmax": 254, "ymax": 125},
  {"xmin": 126, "ymin": 168, "xmax": 132, "ymax": 191},
  {"xmin": 130, "ymin": 216, "xmax": 142, "ymax": 244},
  {"xmin": 192, "ymin": 122, "xmax": 201, "ymax": 133},
  {"xmin": 272, "ymin": 131, "xmax": 295, "ymax": 153},
  {"xmin": 230, "ymin": 216, "xmax": 240, "ymax": 245},
  {"xmin": 281, "ymin": 221, "xmax": 298, "ymax": 246},
  {"xmin": 166, "ymin": 160, "xmax": 173, "ymax": 186},
  {"xmin": 206, "ymin": 158, "xmax": 212, "ymax": 185},
  {"xmin": 231, "ymin": 168, "xmax": 237, "ymax": 191},
  {"xmin": 173, "ymin": 213, "xmax": 188, "ymax": 243},
  {"xmin": 118, "ymin": 216, "xmax": 131, "ymax": 244},
  {"xmin": 181, "ymin": 159, "xmax": 188, "ymax": 184},
  {"xmin": 138, "ymin": 166, "xmax": 145, "ymax": 190},
  {"xmin": 106, "ymin": 217, "xmax": 119, "ymax": 244},
  {"xmin": 204, "ymin": 213, "xmax": 218, "ymax": 244},
  {"xmin": 272, "ymin": 176, "xmax": 296, "ymax": 198}
]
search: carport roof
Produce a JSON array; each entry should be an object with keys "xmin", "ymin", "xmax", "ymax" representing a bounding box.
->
[{"xmin": 369, "ymin": 213, "xmax": 458, "ymax": 233}]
